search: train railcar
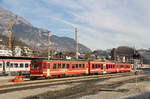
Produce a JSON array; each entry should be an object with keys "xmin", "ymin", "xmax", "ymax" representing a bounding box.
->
[
  {"xmin": 105, "ymin": 62, "xmax": 116, "ymax": 73},
  {"xmin": 30, "ymin": 60, "xmax": 88, "ymax": 79},
  {"xmin": 30, "ymin": 59, "xmax": 132, "ymax": 79},
  {"xmin": 88, "ymin": 61, "xmax": 105, "ymax": 74},
  {"xmin": 88, "ymin": 62, "xmax": 131, "ymax": 74},
  {"xmin": 116, "ymin": 63, "xmax": 132, "ymax": 72},
  {"xmin": 0, "ymin": 59, "xmax": 31, "ymax": 75}
]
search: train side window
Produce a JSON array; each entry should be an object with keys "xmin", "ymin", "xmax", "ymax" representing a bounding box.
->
[
  {"xmin": 20, "ymin": 63, "xmax": 24, "ymax": 68},
  {"xmin": 47, "ymin": 63, "xmax": 50, "ymax": 69},
  {"xmin": 66, "ymin": 64, "xmax": 70, "ymax": 69},
  {"xmin": 111, "ymin": 65, "xmax": 112, "ymax": 68},
  {"xmin": 79, "ymin": 64, "xmax": 82, "ymax": 68},
  {"xmin": 10, "ymin": 63, "xmax": 13, "ymax": 68},
  {"xmin": 86, "ymin": 64, "xmax": 88, "ymax": 68},
  {"xmin": 43, "ymin": 63, "xmax": 46, "ymax": 69},
  {"xmin": 25, "ymin": 63, "xmax": 29, "ymax": 68},
  {"xmin": 101, "ymin": 64, "xmax": 103, "ymax": 69},
  {"xmin": 58, "ymin": 63, "xmax": 61, "ymax": 68},
  {"xmin": 62, "ymin": 64, "xmax": 65, "ymax": 68},
  {"xmin": 76, "ymin": 64, "xmax": 78, "ymax": 68},
  {"xmin": 92, "ymin": 64, "xmax": 94, "ymax": 68},
  {"xmin": 83, "ymin": 64, "xmax": 85, "ymax": 68},
  {"xmin": 106, "ymin": 64, "xmax": 108, "ymax": 69},
  {"xmin": 53, "ymin": 63, "xmax": 57, "ymax": 69},
  {"xmin": 120, "ymin": 65, "xmax": 123, "ymax": 68},
  {"xmin": 95, "ymin": 64, "xmax": 97, "ymax": 68},
  {"xmin": 72, "ymin": 64, "xmax": 75, "ymax": 68},
  {"xmin": 98, "ymin": 64, "xmax": 100, "ymax": 68},
  {"xmin": 14, "ymin": 63, "xmax": 18, "ymax": 68},
  {"xmin": 0, "ymin": 63, "xmax": 2, "ymax": 68}
]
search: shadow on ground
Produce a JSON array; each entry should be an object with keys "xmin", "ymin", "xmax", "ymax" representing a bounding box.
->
[{"xmin": 125, "ymin": 92, "xmax": 150, "ymax": 99}]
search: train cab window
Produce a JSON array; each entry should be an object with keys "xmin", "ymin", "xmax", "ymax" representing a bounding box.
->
[
  {"xmin": 53, "ymin": 63, "xmax": 57, "ymax": 69},
  {"xmin": 79, "ymin": 64, "xmax": 82, "ymax": 68},
  {"xmin": 0, "ymin": 63, "xmax": 2, "ymax": 68},
  {"xmin": 32, "ymin": 62, "xmax": 41, "ymax": 69},
  {"xmin": 101, "ymin": 64, "xmax": 103, "ymax": 69},
  {"xmin": 25, "ymin": 63, "xmax": 29, "ymax": 68},
  {"xmin": 72, "ymin": 64, "xmax": 75, "ymax": 68},
  {"xmin": 58, "ymin": 64, "xmax": 61, "ymax": 68},
  {"xmin": 62, "ymin": 64, "xmax": 65, "ymax": 68},
  {"xmin": 20, "ymin": 63, "xmax": 24, "ymax": 68},
  {"xmin": 76, "ymin": 64, "xmax": 78, "ymax": 68},
  {"xmin": 66, "ymin": 64, "xmax": 70, "ymax": 69},
  {"xmin": 14, "ymin": 63, "xmax": 18, "ymax": 68},
  {"xmin": 83, "ymin": 64, "xmax": 85, "ymax": 68},
  {"xmin": 43, "ymin": 63, "xmax": 46, "ymax": 69},
  {"xmin": 92, "ymin": 64, "xmax": 95, "ymax": 68},
  {"xmin": 47, "ymin": 63, "xmax": 50, "ymax": 69}
]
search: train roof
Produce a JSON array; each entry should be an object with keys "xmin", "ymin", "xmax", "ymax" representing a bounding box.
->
[
  {"xmin": 0, "ymin": 56, "xmax": 46, "ymax": 60},
  {"xmin": 34, "ymin": 59, "xmax": 89, "ymax": 63}
]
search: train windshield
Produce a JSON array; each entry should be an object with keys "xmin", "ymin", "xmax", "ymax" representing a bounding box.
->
[{"xmin": 31, "ymin": 62, "xmax": 41, "ymax": 69}]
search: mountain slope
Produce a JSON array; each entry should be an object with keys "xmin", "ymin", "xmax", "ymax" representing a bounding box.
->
[{"xmin": 0, "ymin": 8, "xmax": 91, "ymax": 53}]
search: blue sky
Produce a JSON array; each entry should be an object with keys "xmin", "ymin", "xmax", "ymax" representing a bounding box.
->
[{"xmin": 0, "ymin": 0, "xmax": 150, "ymax": 50}]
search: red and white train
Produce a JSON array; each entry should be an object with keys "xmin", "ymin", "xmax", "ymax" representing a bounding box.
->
[
  {"xmin": 0, "ymin": 59, "xmax": 31, "ymax": 75},
  {"xmin": 30, "ymin": 60, "xmax": 132, "ymax": 79}
]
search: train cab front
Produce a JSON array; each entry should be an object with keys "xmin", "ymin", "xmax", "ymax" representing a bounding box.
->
[{"xmin": 30, "ymin": 61, "xmax": 43, "ymax": 80}]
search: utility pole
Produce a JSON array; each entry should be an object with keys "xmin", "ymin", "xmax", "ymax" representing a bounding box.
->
[
  {"xmin": 75, "ymin": 28, "xmax": 78, "ymax": 60},
  {"xmin": 48, "ymin": 31, "xmax": 51, "ymax": 60},
  {"xmin": 133, "ymin": 46, "xmax": 138, "ymax": 86}
]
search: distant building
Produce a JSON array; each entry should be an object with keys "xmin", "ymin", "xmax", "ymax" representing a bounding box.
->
[
  {"xmin": 14, "ymin": 46, "xmax": 22, "ymax": 56},
  {"xmin": 22, "ymin": 46, "xmax": 33, "ymax": 57},
  {"xmin": 0, "ymin": 49, "xmax": 12, "ymax": 56}
]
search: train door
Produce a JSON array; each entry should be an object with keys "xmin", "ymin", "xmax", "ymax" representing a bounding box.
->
[
  {"xmin": 0, "ymin": 61, "xmax": 3, "ymax": 74},
  {"xmin": 42, "ymin": 62, "xmax": 47, "ymax": 77},
  {"xmin": 88, "ymin": 61, "xmax": 91, "ymax": 74},
  {"xmin": 47, "ymin": 62, "xmax": 50, "ymax": 77},
  {"xmin": 103, "ymin": 63, "xmax": 106, "ymax": 74},
  {"xmin": 2, "ymin": 60, "xmax": 5, "ymax": 74}
]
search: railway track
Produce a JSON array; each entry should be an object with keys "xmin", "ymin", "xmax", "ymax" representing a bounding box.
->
[
  {"xmin": 0, "ymin": 72, "xmax": 134, "ymax": 89},
  {"xmin": 25, "ymin": 73, "xmax": 150, "ymax": 99},
  {"xmin": 0, "ymin": 72, "xmax": 138, "ymax": 94}
]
